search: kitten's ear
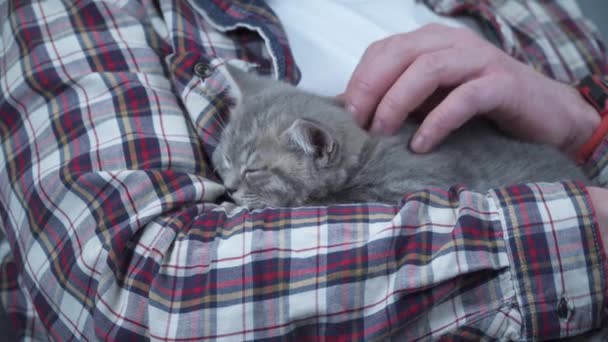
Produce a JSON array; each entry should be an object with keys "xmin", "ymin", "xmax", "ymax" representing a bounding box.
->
[
  {"xmin": 282, "ymin": 119, "xmax": 338, "ymax": 167},
  {"xmin": 223, "ymin": 62, "xmax": 262, "ymax": 107}
]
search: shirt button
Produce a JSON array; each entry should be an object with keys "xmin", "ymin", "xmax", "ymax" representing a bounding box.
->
[
  {"xmin": 194, "ymin": 62, "xmax": 213, "ymax": 79},
  {"xmin": 557, "ymin": 296, "xmax": 573, "ymax": 320}
]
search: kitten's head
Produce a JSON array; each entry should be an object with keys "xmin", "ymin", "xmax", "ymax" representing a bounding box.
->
[{"xmin": 212, "ymin": 64, "xmax": 364, "ymax": 209}]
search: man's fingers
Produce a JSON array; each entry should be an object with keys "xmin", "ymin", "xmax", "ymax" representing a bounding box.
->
[
  {"xmin": 344, "ymin": 24, "xmax": 455, "ymax": 127},
  {"xmin": 371, "ymin": 48, "xmax": 488, "ymax": 135},
  {"xmin": 410, "ymin": 77, "xmax": 501, "ymax": 153}
]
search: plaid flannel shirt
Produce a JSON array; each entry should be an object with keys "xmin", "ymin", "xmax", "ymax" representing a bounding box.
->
[{"xmin": 1, "ymin": 0, "xmax": 607, "ymax": 340}]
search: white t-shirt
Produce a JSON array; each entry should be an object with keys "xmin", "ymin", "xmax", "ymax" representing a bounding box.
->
[{"xmin": 266, "ymin": 0, "xmax": 482, "ymax": 96}]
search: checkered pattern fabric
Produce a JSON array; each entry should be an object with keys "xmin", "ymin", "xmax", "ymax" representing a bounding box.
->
[{"xmin": 0, "ymin": 0, "xmax": 607, "ymax": 340}]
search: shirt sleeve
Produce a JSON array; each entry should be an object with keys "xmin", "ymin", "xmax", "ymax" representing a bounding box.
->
[
  {"xmin": 584, "ymin": 76, "xmax": 608, "ymax": 186},
  {"xmin": 424, "ymin": 0, "xmax": 608, "ymax": 83},
  {"xmin": 0, "ymin": 1, "xmax": 606, "ymax": 341}
]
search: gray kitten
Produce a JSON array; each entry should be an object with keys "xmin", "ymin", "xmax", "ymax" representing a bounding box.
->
[{"xmin": 212, "ymin": 65, "xmax": 588, "ymax": 209}]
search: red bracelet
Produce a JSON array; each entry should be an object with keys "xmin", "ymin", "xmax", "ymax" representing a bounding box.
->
[{"xmin": 576, "ymin": 75, "xmax": 608, "ymax": 165}]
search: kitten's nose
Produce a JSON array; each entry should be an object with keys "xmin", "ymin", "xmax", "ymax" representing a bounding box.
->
[{"xmin": 223, "ymin": 176, "xmax": 239, "ymax": 195}]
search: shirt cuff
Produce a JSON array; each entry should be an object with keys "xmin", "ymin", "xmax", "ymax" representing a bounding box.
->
[{"xmin": 492, "ymin": 181, "xmax": 607, "ymax": 340}]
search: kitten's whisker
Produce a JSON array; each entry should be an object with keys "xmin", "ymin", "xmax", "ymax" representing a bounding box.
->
[{"xmin": 260, "ymin": 199, "xmax": 276, "ymax": 208}]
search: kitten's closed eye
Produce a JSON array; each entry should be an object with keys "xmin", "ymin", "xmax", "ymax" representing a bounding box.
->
[{"xmin": 243, "ymin": 168, "xmax": 268, "ymax": 181}]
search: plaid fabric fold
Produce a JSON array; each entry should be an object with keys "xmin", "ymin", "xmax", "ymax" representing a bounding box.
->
[{"xmin": 0, "ymin": 0, "xmax": 606, "ymax": 340}]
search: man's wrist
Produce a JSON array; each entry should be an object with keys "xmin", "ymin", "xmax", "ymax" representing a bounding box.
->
[
  {"xmin": 573, "ymin": 75, "xmax": 608, "ymax": 163},
  {"xmin": 560, "ymin": 83, "xmax": 601, "ymax": 157}
]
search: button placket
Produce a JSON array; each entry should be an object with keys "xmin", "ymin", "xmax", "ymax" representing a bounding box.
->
[
  {"xmin": 194, "ymin": 62, "xmax": 213, "ymax": 79},
  {"xmin": 557, "ymin": 296, "xmax": 574, "ymax": 321}
]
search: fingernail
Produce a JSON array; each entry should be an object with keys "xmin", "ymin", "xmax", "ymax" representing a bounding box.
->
[
  {"xmin": 370, "ymin": 119, "xmax": 384, "ymax": 135},
  {"xmin": 411, "ymin": 132, "xmax": 430, "ymax": 153},
  {"xmin": 347, "ymin": 104, "xmax": 366, "ymax": 127}
]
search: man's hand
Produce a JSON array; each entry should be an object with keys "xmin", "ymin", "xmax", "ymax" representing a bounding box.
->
[
  {"xmin": 588, "ymin": 187, "xmax": 608, "ymax": 258},
  {"xmin": 343, "ymin": 24, "xmax": 600, "ymax": 156}
]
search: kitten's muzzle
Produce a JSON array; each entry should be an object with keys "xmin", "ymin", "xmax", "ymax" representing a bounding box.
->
[
  {"xmin": 225, "ymin": 187, "xmax": 245, "ymax": 206},
  {"xmin": 225, "ymin": 187, "xmax": 238, "ymax": 202}
]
